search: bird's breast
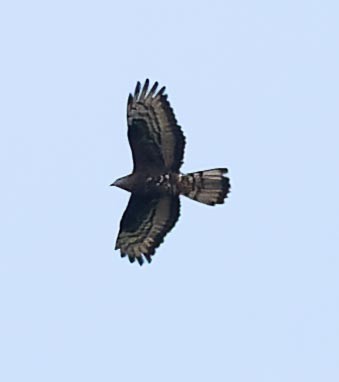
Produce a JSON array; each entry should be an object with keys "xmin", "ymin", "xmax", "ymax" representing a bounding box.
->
[{"xmin": 145, "ymin": 173, "xmax": 179, "ymax": 195}]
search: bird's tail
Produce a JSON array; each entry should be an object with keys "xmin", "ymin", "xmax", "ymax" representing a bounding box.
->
[{"xmin": 179, "ymin": 168, "xmax": 230, "ymax": 205}]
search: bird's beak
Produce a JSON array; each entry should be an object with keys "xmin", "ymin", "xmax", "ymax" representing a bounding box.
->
[{"xmin": 110, "ymin": 178, "xmax": 121, "ymax": 187}]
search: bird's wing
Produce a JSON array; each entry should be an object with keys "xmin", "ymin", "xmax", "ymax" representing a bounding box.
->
[
  {"xmin": 115, "ymin": 193, "xmax": 180, "ymax": 265},
  {"xmin": 127, "ymin": 79, "xmax": 186, "ymax": 172}
]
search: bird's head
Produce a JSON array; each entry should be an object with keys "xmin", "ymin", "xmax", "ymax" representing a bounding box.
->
[{"xmin": 110, "ymin": 175, "xmax": 131, "ymax": 192}]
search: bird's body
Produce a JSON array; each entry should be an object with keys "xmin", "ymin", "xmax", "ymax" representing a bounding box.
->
[
  {"xmin": 114, "ymin": 169, "xmax": 229, "ymax": 204},
  {"xmin": 113, "ymin": 171, "xmax": 179, "ymax": 195},
  {"xmin": 112, "ymin": 79, "xmax": 231, "ymax": 265}
]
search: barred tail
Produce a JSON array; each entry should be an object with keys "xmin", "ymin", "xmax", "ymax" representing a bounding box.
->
[{"xmin": 180, "ymin": 168, "xmax": 230, "ymax": 206}]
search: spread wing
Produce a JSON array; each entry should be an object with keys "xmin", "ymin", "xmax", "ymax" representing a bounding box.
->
[
  {"xmin": 115, "ymin": 193, "xmax": 180, "ymax": 265},
  {"xmin": 127, "ymin": 79, "xmax": 186, "ymax": 173}
]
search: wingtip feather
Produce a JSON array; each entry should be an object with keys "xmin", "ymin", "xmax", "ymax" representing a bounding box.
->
[
  {"xmin": 148, "ymin": 81, "xmax": 159, "ymax": 98},
  {"xmin": 140, "ymin": 79, "xmax": 150, "ymax": 100},
  {"xmin": 136, "ymin": 256, "xmax": 144, "ymax": 266},
  {"xmin": 134, "ymin": 81, "xmax": 141, "ymax": 99},
  {"xmin": 144, "ymin": 254, "xmax": 152, "ymax": 263},
  {"xmin": 157, "ymin": 86, "xmax": 166, "ymax": 97}
]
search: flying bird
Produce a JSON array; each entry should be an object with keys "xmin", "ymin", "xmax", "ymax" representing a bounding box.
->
[{"xmin": 111, "ymin": 79, "xmax": 230, "ymax": 265}]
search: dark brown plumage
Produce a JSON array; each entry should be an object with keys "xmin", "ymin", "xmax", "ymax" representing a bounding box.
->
[{"xmin": 112, "ymin": 79, "xmax": 231, "ymax": 265}]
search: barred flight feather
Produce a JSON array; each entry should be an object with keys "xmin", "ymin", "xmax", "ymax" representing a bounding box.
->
[
  {"xmin": 127, "ymin": 80, "xmax": 185, "ymax": 172},
  {"xmin": 179, "ymin": 169, "xmax": 230, "ymax": 206},
  {"xmin": 115, "ymin": 194, "xmax": 180, "ymax": 265}
]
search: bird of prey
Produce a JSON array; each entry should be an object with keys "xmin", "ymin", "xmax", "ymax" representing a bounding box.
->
[{"xmin": 111, "ymin": 79, "xmax": 230, "ymax": 265}]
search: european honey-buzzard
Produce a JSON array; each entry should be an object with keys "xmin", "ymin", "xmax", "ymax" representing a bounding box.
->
[{"xmin": 111, "ymin": 79, "xmax": 230, "ymax": 265}]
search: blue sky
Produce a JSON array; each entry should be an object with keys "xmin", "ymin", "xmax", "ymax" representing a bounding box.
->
[{"xmin": 1, "ymin": 1, "xmax": 338, "ymax": 381}]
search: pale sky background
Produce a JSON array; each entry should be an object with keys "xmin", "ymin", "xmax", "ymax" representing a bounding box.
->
[{"xmin": 1, "ymin": 1, "xmax": 338, "ymax": 381}]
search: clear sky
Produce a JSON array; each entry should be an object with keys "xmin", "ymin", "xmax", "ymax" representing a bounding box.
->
[{"xmin": 1, "ymin": 1, "xmax": 338, "ymax": 381}]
